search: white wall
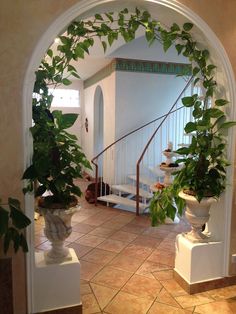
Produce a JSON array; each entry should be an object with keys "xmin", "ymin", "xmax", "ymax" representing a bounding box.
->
[
  {"xmin": 114, "ymin": 72, "xmax": 191, "ymax": 183},
  {"xmin": 115, "ymin": 72, "xmax": 188, "ymax": 137},
  {"xmin": 82, "ymin": 72, "xmax": 116, "ymax": 180},
  {"xmin": 82, "ymin": 37, "xmax": 191, "ymax": 182}
]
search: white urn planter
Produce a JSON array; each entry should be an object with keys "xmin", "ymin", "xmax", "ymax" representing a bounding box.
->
[
  {"xmin": 39, "ymin": 205, "xmax": 78, "ymax": 264},
  {"xmin": 179, "ymin": 190, "xmax": 217, "ymax": 243}
]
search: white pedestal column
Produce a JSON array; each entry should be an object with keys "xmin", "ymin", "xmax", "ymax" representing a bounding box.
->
[
  {"xmin": 175, "ymin": 234, "xmax": 224, "ymax": 283},
  {"xmin": 33, "ymin": 248, "xmax": 81, "ymax": 313}
]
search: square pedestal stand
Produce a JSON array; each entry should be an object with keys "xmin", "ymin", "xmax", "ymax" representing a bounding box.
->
[
  {"xmin": 174, "ymin": 234, "xmax": 224, "ymax": 293},
  {"xmin": 33, "ymin": 248, "xmax": 81, "ymax": 313}
]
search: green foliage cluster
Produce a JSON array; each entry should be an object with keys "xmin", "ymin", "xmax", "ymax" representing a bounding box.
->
[
  {"xmin": 15, "ymin": 8, "xmax": 236, "ymax": 236},
  {"xmin": 148, "ymin": 21, "xmax": 236, "ymax": 225},
  {"xmin": 0, "ymin": 198, "xmax": 31, "ymax": 253},
  {"xmin": 22, "ymin": 8, "xmax": 163, "ymax": 207},
  {"xmin": 23, "ymin": 110, "xmax": 91, "ymax": 207}
]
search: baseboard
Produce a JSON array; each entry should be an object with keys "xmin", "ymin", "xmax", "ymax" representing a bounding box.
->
[
  {"xmin": 36, "ymin": 304, "xmax": 82, "ymax": 314},
  {"xmin": 174, "ymin": 270, "xmax": 236, "ymax": 294}
]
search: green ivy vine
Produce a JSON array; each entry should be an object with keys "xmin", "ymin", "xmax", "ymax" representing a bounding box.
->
[{"xmin": 22, "ymin": 8, "xmax": 235, "ymax": 229}]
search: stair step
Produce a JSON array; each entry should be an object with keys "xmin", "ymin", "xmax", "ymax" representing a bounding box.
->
[
  {"xmin": 112, "ymin": 184, "xmax": 153, "ymax": 199},
  {"xmin": 128, "ymin": 175, "xmax": 154, "ymax": 187},
  {"xmin": 97, "ymin": 194, "xmax": 147, "ymax": 212}
]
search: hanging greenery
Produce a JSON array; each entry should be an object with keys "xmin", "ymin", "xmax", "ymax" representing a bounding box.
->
[
  {"xmin": 20, "ymin": 7, "xmax": 236, "ymax": 230},
  {"xmin": 0, "ymin": 198, "xmax": 31, "ymax": 253}
]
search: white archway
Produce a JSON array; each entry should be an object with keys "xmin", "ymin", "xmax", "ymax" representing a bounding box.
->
[
  {"xmin": 94, "ymin": 85, "xmax": 104, "ymax": 177},
  {"xmin": 23, "ymin": 1, "xmax": 236, "ymax": 312}
]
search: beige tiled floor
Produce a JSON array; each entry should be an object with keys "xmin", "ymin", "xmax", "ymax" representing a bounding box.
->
[{"xmin": 34, "ymin": 180, "xmax": 236, "ymax": 313}]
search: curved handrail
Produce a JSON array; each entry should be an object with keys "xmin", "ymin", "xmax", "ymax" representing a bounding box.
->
[
  {"xmin": 135, "ymin": 75, "xmax": 194, "ymax": 214},
  {"xmin": 91, "ymin": 76, "xmax": 194, "ymax": 206}
]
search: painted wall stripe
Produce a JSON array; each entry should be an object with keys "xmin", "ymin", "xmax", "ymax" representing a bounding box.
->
[{"xmin": 84, "ymin": 58, "xmax": 191, "ymax": 89}]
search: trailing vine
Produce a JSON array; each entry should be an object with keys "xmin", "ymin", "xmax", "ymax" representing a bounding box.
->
[{"xmin": 22, "ymin": 8, "xmax": 235, "ymax": 228}]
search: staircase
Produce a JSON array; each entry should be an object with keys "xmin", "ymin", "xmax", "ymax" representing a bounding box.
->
[
  {"xmin": 92, "ymin": 76, "xmax": 197, "ymax": 215},
  {"xmin": 98, "ymin": 176, "xmax": 157, "ymax": 213}
]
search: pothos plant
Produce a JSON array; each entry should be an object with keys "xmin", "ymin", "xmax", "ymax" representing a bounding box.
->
[
  {"xmin": 0, "ymin": 198, "xmax": 31, "ymax": 253},
  {"xmin": 19, "ymin": 8, "xmax": 235, "ymax": 225},
  {"xmin": 22, "ymin": 8, "xmax": 171, "ymax": 208},
  {"xmin": 148, "ymin": 24, "xmax": 236, "ymax": 225}
]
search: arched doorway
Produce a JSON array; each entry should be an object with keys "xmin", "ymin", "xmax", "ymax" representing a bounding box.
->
[
  {"xmin": 94, "ymin": 85, "xmax": 104, "ymax": 177},
  {"xmin": 23, "ymin": 1, "xmax": 236, "ymax": 312}
]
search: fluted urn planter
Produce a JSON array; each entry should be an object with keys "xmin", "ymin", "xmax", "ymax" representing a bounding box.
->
[
  {"xmin": 179, "ymin": 190, "xmax": 217, "ymax": 243},
  {"xmin": 39, "ymin": 203, "xmax": 78, "ymax": 264}
]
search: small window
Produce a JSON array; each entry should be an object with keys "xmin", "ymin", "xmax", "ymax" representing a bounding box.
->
[{"xmin": 49, "ymin": 89, "xmax": 79, "ymax": 108}]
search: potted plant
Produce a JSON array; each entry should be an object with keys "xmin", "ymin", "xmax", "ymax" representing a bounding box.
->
[
  {"xmin": 22, "ymin": 103, "xmax": 92, "ymax": 262},
  {"xmin": 21, "ymin": 8, "xmax": 235, "ymax": 250},
  {"xmin": 148, "ymin": 23, "xmax": 236, "ymax": 241},
  {"xmin": 21, "ymin": 8, "xmax": 161, "ymax": 261},
  {"xmin": 150, "ymin": 79, "xmax": 236, "ymax": 242}
]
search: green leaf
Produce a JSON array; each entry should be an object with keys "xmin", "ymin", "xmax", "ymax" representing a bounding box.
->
[
  {"xmin": 121, "ymin": 8, "xmax": 128, "ymax": 14},
  {"xmin": 9, "ymin": 198, "xmax": 31, "ymax": 229},
  {"xmin": 62, "ymin": 78, "xmax": 72, "ymax": 86},
  {"xmin": 95, "ymin": 13, "xmax": 103, "ymax": 21},
  {"xmin": 47, "ymin": 49, "xmax": 53, "ymax": 58},
  {"xmin": 193, "ymin": 106, "xmax": 202, "ymax": 118},
  {"xmin": 218, "ymin": 121, "xmax": 236, "ymax": 130},
  {"xmin": 215, "ymin": 99, "xmax": 229, "ymax": 107},
  {"xmin": 175, "ymin": 44, "xmax": 184, "ymax": 55},
  {"xmin": 101, "ymin": 41, "xmax": 107, "ymax": 52},
  {"xmin": 19, "ymin": 234, "xmax": 29, "ymax": 252},
  {"xmin": 207, "ymin": 64, "xmax": 217, "ymax": 73},
  {"xmin": 196, "ymin": 122, "xmax": 211, "ymax": 131},
  {"xmin": 105, "ymin": 13, "xmax": 114, "ymax": 22},
  {"xmin": 166, "ymin": 203, "xmax": 176, "ymax": 221},
  {"xmin": 22, "ymin": 165, "xmax": 37, "ymax": 180},
  {"xmin": 182, "ymin": 96, "xmax": 195, "ymax": 107},
  {"xmin": 145, "ymin": 29, "xmax": 154, "ymax": 42},
  {"xmin": 108, "ymin": 33, "xmax": 115, "ymax": 46},
  {"xmin": 183, "ymin": 23, "xmax": 193, "ymax": 31},
  {"xmin": 206, "ymin": 108, "xmax": 225, "ymax": 118},
  {"xmin": 67, "ymin": 64, "xmax": 77, "ymax": 72},
  {"xmin": 70, "ymin": 186, "xmax": 82, "ymax": 197},
  {"xmin": 171, "ymin": 23, "xmax": 180, "ymax": 32},
  {"xmin": 74, "ymin": 44, "xmax": 85, "ymax": 59},
  {"xmin": 59, "ymin": 36, "xmax": 69, "ymax": 45},
  {"xmin": 185, "ymin": 122, "xmax": 197, "ymax": 133},
  {"xmin": 163, "ymin": 39, "xmax": 172, "ymax": 52},
  {"xmin": 58, "ymin": 113, "xmax": 78, "ymax": 129},
  {"xmin": 175, "ymin": 196, "xmax": 185, "ymax": 216},
  {"xmin": 194, "ymin": 78, "xmax": 200, "ymax": 85},
  {"xmin": 176, "ymin": 147, "xmax": 190, "ymax": 155},
  {"xmin": 202, "ymin": 49, "xmax": 210, "ymax": 59},
  {"xmin": 71, "ymin": 72, "xmax": 80, "ymax": 79},
  {"xmin": 0, "ymin": 207, "xmax": 9, "ymax": 236},
  {"xmin": 192, "ymin": 67, "xmax": 200, "ymax": 76}
]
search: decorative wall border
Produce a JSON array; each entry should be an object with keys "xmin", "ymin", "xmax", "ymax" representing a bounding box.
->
[{"xmin": 84, "ymin": 58, "xmax": 191, "ymax": 89}]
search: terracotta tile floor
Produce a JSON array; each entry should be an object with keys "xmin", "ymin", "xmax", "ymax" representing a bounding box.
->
[{"xmin": 34, "ymin": 179, "xmax": 236, "ymax": 313}]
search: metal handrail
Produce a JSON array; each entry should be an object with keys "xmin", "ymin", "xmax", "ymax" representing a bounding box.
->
[
  {"xmin": 135, "ymin": 76, "xmax": 194, "ymax": 215},
  {"xmin": 91, "ymin": 76, "xmax": 194, "ymax": 207}
]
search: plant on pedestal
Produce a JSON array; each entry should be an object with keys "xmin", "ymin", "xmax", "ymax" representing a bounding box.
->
[
  {"xmin": 149, "ymin": 23, "xmax": 236, "ymax": 241},
  {"xmin": 18, "ymin": 7, "xmax": 235, "ymax": 254}
]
